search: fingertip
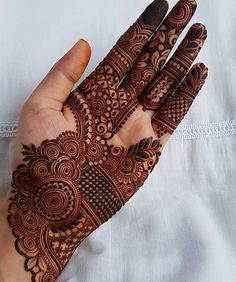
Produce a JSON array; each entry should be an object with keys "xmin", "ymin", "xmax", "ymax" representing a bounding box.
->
[
  {"xmin": 54, "ymin": 38, "xmax": 92, "ymax": 84},
  {"xmin": 142, "ymin": 0, "xmax": 169, "ymax": 26},
  {"xmin": 165, "ymin": 0, "xmax": 197, "ymax": 29},
  {"xmin": 191, "ymin": 62, "xmax": 208, "ymax": 77},
  {"xmin": 77, "ymin": 38, "xmax": 92, "ymax": 59},
  {"xmin": 30, "ymin": 38, "xmax": 93, "ymax": 107},
  {"xmin": 191, "ymin": 23, "xmax": 208, "ymax": 40},
  {"xmin": 71, "ymin": 38, "xmax": 92, "ymax": 66},
  {"xmin": 183, "ymin": 62, "xmax": 208, "ymax": 94}
]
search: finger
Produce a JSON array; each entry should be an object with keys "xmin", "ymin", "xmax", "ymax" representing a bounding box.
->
[
  {"xmin": 28, "ymin": 39, "xmax": 91, "ymax": 111},
  {"xmin": 142, "ymin": 23, "xmax": 207, "ymax": 111},
  {"xmin": 152, "ymin": 63, "xmax": 208, "ymax": 146},
  {"xmin": 79, "ymin": 0, "xmax": 169, "ymax": 90},
  {"xmin": 121, "ymin": 0, "xmax": 197, "ymax": 98}
]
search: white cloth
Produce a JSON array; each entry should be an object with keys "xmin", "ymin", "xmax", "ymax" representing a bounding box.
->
[{"xmin": 0, "ymin": 0, "xmax": 235, "ymax": 281}]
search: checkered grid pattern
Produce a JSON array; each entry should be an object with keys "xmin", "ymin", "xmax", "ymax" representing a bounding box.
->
[{"xmin": 159, "ymin": 92, "xmax": 192, "ymax": 125}]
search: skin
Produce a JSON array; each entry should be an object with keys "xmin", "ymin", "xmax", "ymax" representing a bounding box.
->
[
  {"xmin": 0, "ymin": 0, "xmax": 208, "ymax": 280},
  {"xmin": 0, "ymin": 39, "xmax": 162, "ymax": 282}
]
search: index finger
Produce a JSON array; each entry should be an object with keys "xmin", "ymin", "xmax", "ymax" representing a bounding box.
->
[{"xmin": 82, "ymin": 0, "xmax": 169, "ymax": 89}]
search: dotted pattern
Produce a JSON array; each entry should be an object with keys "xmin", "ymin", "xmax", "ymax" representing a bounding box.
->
[
  {"xmin": 80, "ymin": 167, "xmax": 122, "ymax": 223},
  {"xmin": 155, "ymin": 123, "xmax": 168, "ymax": 139}
]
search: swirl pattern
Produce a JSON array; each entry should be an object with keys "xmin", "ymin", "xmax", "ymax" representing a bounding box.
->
[
  {"xmin": 7, "ymin": 0, "xmax": 208, "ymax": 281},
  {"xmin": 34, "ymin": 180, "xmax": 81, "ymax": 227},
  {"xmin": 165, "ymin": 0, "xmax": 194, "ymax": 28}
]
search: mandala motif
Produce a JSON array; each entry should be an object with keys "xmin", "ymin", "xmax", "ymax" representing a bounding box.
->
[
  {"xmin": 8, "ymin": 93, "xmax": 160, "ymax": 281},
  {"xmin": 7, "ymin": 1, "xmax": 208, "ymax": 281}
]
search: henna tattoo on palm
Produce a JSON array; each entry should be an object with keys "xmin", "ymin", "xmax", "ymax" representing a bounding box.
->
[{"xmin": 7, "ymin": 0, "xmax": 208, "ymax": 281}]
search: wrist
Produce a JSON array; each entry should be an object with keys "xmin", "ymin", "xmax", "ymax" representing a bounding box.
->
[{"xmin": 0, "ymin": 193, "xmax": 31, "ymax": 282}]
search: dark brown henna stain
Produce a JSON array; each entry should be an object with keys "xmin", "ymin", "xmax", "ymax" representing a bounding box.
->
[
  {"xmin": 152, "ymin": 63, "xmax": 208, "ymax": 137},
  {"xmin": 142, "ymin": 23, "xmax": 207, "ymax": 111},
  {"xmin": 112, "ymin": 0, "xmax": 197, "ymax": 132},
  {"xmin": 7, "ymin": 1, "xmax": 206, "ymax": 280},
  {"xmin": 104, "ymin": 0, "xmax": 168, "ymax": 83},
  {"xmin": 75, "ymin": 0, "xmax": 168, "ymax": 137},
  {"xmin": 122, "ymin": 0, "xmax": 197, "ymax": 97},
  {"xmin": 8, "ymin": 91, "xmax": 161, "ymax": 282}
]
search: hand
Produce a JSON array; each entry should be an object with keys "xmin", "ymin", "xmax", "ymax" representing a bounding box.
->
[{"xmin": 0, "ymin": 0, "xmax": 208, "ymax": 281}]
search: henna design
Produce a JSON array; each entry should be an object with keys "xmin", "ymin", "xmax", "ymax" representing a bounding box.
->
[
  {"xmin": 104, "ymin": 0, "xmax": 169, "ymax": 82},
  {"xmin": 104, "ymin": 18, "xmax": 156, "ymax": 83},
  {"xmin": 77, "ymin": 0, "xmax": 168, "ymax": 136},
  {"xmin": 121, "ymin": 0, "xmax": 197, "ymax": 97},
  {"xmin": 82, "ymin": 0, "xmax": 197, "ymax": 134},
  {"xmin": 165, "ymin": 0, "xmax": 197, "ymax": 28},
  {"xmin": 152, "ymin": 63, "xmax": 208, "ymax": 136},
  {"xmin": 142, "ymin": 23, "xmax": 207, "ymax": 111},
  {"xmin": 8, "ymin": 90, "xmax": 161, "ymax": 281},
  {"xmin": 7, "ymin": 1, "xmax": 208, "ymax": 281}
]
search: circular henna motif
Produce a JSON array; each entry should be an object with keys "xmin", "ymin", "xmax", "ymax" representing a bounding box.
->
[
  {"xmin": 86, "ymin": 138, "xmax": 108, "ymax": 165},
  {"xmin": 13, "ymin": 165, "xmax": 35, "ymax": 191},
  {"xmin": 15, "ymin": 194, "xmax": 29, "ymax": 211},
  {"xmin": 124, "ymin": 183, "xmax": 137, "ymax": 199},
  {"xmin": 20, "ymin": 212, "xmax": 38, "ymax": 232},
  {"xmin": 63, "ymin": 140, "xmax": 80, "ymax": 158},
  {"xmin": 166, "ymin": 2, "xmax": 193, "ymax": 28},
  {"xmin": 87, "ymin": 91, "xmax": 112, "ymax": 117},
  {"xmin": 41, "ymin": 141, "xmax": 62, "ymax": 159},
  {"xmin": 120, "ymin": 158, "xmax": 135, "ymax": 174},
  {"xmin": 104, "ymin": 158, "xmax": 118, "ymax": 173},
  {"xmin": 41, "ymin": 272, "xmax": 55, "ymax": 282},
  {"xmin": 22, "ymin": 235, "xmax": 37, "ymax": 252},
  {"xmin": 31, "ymin": 160, "xmax": 49, "ymax": 178},
  {"xmin": 33, "ymin": 178, "xmax": 81, "ymax": 229}
]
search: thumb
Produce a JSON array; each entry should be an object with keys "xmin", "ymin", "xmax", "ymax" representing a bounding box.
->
[{"xmin": 28, "ymin": 39, "xmax": 91, "ymax": 110}]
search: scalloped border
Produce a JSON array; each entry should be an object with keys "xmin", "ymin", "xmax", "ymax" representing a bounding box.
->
[{"xmin": 0, "ymin": 120, "xmax": 236, "ymax": 140}]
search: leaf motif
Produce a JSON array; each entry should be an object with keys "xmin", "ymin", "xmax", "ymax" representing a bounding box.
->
[
  {"xmin": 134, "ymin": 151, "xmax": 149, "ymax": 160},
  {"xmin": 151, "ymin": 51, "xmax": 160, "ymax": 67},
  {"xmin": 136, "ymin": 61, "xmax": 147, "ymax": 68},
  {"xmin": 38, "ymin": 257, "xmax": 47, "ymax": 272},
  {"xmin": 27, "ymin": 257, "xmax": 37, "ymax": 271},
  {"xmin": 23, "ymin": 156, "xmax": 33, "ymax": 162},
  {"xmin": 32, "ymin": 144, "xmax": 37, "ymax": 154},
  {"xmin": 140, "ymin": 52, "xmax": 149, "ymax": 62},
  {"xmin": 133, "ymin": 155, "xmax": 148, "ymax": 162},
  {"xmin": 22, "ymin": 151, "xmax": 31, "ymax": 156},
  {"xmin": 23, "ymin": 144, "xmax": 31, "ymax": 152},
  {"xmin": 139, "ymin": 139, "xmax": 147, "ymax": 150},
  {"xmin": 152, "ymin": 140, "xmax": 160, "ymax": 149},
  {"xmin": 144, "ymin": 137, "xmax": 152, "ymax": 148},
  {"xmin": 128, "ymin": 145, "xmax": 135, "ymax": 155}
]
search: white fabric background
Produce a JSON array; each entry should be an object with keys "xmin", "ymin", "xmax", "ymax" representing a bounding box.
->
[{"xmin": 0, "ymin": 0, "xmax": 235, "ymax": 281}]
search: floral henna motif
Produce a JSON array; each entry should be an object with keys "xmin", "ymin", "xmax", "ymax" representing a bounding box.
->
[
  {"xmin": 122, "ymin": 0, "xmax": 197, "ymax": 96},
  {"xmin": 77, "ymin": 0, "xmax": 169, "ymax": 136},
  {"xmin": 95, "ymin": 0, "xmax": 196, "ymax": 133},
  {"xmin": 142, "ymin": 23, "xmax": 207, "ymax": 111},
  {"xmin": 8, "ymin": 91, "xmax": 161, "ymax": 282},
  {"xmin": 152, "ymin": 63, "xmax": 208, "ymax": 137},
  {"xmin": 7, "ymin": 1, "xmax": 207, "ymax": 281},
  {"xmin": 104, "ymin": 18, "xmax": 156, "ymax": 83},
  {"xmin": 104, "ymin": 0, "xmax": 168, "ymax": 82}
]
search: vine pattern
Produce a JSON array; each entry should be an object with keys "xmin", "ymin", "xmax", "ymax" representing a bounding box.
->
[{"xmin": 7, "ymin": 0, "xmax": 208, "ymax": 281}]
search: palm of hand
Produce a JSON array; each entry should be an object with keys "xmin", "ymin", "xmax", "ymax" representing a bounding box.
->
[
  {"xmin": 7, "ymin": 0, "xmax": 208, "ymax": 281},
  {"xmin": 9, "ymin": 83, "xmax": 160, "ymax": 281}
]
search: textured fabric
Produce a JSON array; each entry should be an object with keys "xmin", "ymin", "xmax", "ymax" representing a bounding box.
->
[{"xmin": 0, "ymin": 0, "xmax": 235, "ymax": 282}]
